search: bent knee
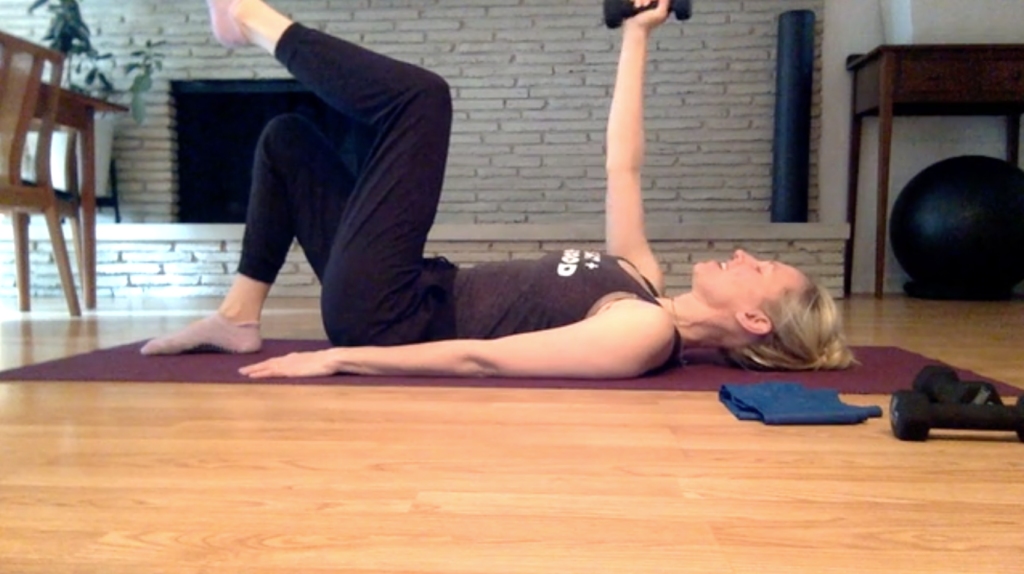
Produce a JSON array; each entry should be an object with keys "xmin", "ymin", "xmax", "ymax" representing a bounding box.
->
[
  {"xmin": 257, "ymin": 113, "xmax": 319, "ymax": 154},
  {"xmin": 261, "ymin": 113, "xmax": 314, "ymax": 140},
  {"xmin": 322, "ymin": 308, "xmax": 371, "ymax": 347},
  {"xmin": 408, "ymin": 71, "xmax": 452, "ymax": 117}
]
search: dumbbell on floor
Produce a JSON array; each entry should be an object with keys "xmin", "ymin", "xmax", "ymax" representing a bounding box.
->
[
  {"xmin": 890, "ymin": 390, "xmax": 1024, "ymax": 442},
  {"xmin": 912, "ymin": 364, "xmax": 1002, "ymax": 406},
  {"xmin": 604, "ymin": 0, "xmax": 692, "ymax": 29}
]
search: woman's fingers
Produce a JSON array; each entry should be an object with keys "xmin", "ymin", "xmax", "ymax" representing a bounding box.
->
[
  {"xmin": 239, "ymin": 351, "xmax": 337, "ymax": 379},
  {"xmin": 239, "ymin": 354, "xmax": 294, "ymax": 378},
  {"xmin": 238, "ymin": 360, "xmax": 274, "ymax": 378}
]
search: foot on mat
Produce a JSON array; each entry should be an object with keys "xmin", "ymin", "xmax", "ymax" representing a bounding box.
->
[
  {"xmin": 206, "ymin": 0, "xmax": 248, "ymax": 48},
  {"xmin": 141, "ymin": 314, "xmax": 262, "ymax": 355}
]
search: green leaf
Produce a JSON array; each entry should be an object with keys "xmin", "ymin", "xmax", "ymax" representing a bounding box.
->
[
  {"xmin": 133, "ymin": 75, "xmax": 152, "ymax": 93},
  {"xmin": 69, "ymin": 21, "xmax": 91, "ymax": 42},
  {"xmin": 28, "ymin": 0, "xmax": 49, "ymax": 14},
  {"xmin": 131, "ymin": 92, "xmax": 147, "ymax": 125}
]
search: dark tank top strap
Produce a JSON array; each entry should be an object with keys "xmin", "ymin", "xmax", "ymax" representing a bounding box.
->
[{"xmin": 616, "ymin": 257, "xmax": 661, "ymax": 297}]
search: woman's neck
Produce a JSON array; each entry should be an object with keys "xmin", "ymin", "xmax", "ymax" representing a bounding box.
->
[{"xmin": 659, "ymin": 293, "xmax": 750, "ymax": 349}]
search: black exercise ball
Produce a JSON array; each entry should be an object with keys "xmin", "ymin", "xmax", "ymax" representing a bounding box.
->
[{"xmin": 889, "ymin": 155, "xmax": 1024, "ymax": 300}]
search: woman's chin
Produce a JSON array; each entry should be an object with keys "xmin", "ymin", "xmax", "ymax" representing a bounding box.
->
[{"xmin": 692, "ymin": 261, "xmax": 717, "ymax": 282}]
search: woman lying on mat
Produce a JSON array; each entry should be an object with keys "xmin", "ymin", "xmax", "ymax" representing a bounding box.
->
[{"xmin": 142, "ymin": 0, "xmax": 854, "ymax": 378}]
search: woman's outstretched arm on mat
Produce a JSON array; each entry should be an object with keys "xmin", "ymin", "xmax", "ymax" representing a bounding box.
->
[
  {"xmin": 604, "ymin": 0, "xmax": 670, "ymax": 294},
  {"xmin": 239, "ymin": 299, "xmax": 677, "ymax": 379}
]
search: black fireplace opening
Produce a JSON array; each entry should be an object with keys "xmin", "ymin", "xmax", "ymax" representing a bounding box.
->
[{"xmin": 172, "ymin": 79, "xmax": 375, "ymax": 223}]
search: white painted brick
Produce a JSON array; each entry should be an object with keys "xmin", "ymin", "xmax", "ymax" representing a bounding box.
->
[
  {"xmin": 199, "ymin": 275, "xmax": 236, "ymax": 286},
  {"xmin": 142, "ymin": 286, "xmax": 229, "ymax": 297},
  {"xmin": 104, "ymin": 243, "xmax": 172, "ymax": 252},
  {"xmin": 433, "ymin": 213, "xmax": 479, "ymax": 224},
  {"xmin": 164, "ymin": 263, "xmax": 227, "ymax": 275},
  {"xmin": 121, "ymin": 252, "xmax": 194, "ymax": 264},
  {"xmin": 98, "ymin": 263, "xmax": 162, "ymax": 275},
  {"xmin": 129, "ymin": 275, "xmax": 202, "ymax": 287},
  {"xmin": 175, "ymin": 242, "xmax": 228, "ymax": 253},
  {"xmin": 3, "ymin": 0, "xmax": 824, "ymax": 226},
  {"xmin": 476, "ymin": 213, "xmax": 528, "ymax": 223},
  {"xmin": 441, "ymin": 202, "xmax": 500, "ymax": 213}
]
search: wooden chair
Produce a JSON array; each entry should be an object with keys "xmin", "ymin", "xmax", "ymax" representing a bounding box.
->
[
  {"xmin": 58, "ymin": 129, "xmax": 122, "ymax": 223},
  {"xmin": 0, "ymin": 31, "xmax": 82, "ymax": 316}
]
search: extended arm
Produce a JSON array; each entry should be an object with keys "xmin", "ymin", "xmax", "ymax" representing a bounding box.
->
[
  {"xmin": 604, "ymin": 2, "xmax": 669, "ymax": 293},
  {"xmin": 240, "ymin": 300, "xmax": 677, "ymax": 380}
]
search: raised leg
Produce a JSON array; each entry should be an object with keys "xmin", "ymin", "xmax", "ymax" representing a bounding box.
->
[
  {"xmin": 175, "ymin": 1, "xmax": 457, "ymax": 350},
  {"xmin": 272, "ymin": 25, "xmax": 455, "ymax": 346}
]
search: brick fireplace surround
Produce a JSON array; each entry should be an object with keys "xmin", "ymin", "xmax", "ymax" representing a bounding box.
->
[{"xmin": 0, "ymin": 0, "xmax": 847, "ymax": 301}]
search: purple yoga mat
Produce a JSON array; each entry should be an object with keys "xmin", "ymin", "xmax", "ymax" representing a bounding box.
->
[{"xmin": 0, "ymin": 340, "xmax": 1019, "ymax": 396}]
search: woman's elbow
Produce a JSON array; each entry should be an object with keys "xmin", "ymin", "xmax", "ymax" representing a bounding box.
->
[
  {"xmin": 603, "ymin": 354, "xmax": 664, "ymax": 379},
  {"xmin": 460, "ymin": 342, "xmax": 502, "ymax": 378}
]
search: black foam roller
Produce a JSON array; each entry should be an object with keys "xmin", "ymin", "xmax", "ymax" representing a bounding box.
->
[{"xmin": 770, "ymin": 10, "xmax": 815, "ymax": 223}]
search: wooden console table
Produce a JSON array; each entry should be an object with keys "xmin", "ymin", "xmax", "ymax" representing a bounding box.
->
[{"xmin": 845, "ymin": 45, "xmax": 1024, "ymax": 297}]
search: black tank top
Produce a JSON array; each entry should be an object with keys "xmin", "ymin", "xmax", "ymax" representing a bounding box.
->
[{"xmin": 451, "ymin": 248, "xmax": 664, "ymax": 340}]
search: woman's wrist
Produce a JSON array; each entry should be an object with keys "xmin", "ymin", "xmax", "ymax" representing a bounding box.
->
[
  {"xmin": 622, "ymin": 25, "xmax": 652, "ymax": 42},
  {"xmin": 321, "ymin": 347, "xmax": 349, "ymax": 374}
]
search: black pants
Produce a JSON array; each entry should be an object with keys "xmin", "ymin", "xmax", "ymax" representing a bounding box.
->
[{"xmin": 238, "ymin": 24, "xmax": 456, "ymax": 347}]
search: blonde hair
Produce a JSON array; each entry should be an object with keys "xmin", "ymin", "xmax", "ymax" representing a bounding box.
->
[{"xmin": 727, "ymin": 280, "xmax": 855, "ymax": 371}]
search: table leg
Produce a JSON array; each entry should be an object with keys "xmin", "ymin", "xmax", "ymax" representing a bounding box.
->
[
  {"xmin": 1008, "ymin": 114, "xmax": 1021, "ymax": 166},
  {"xmin": 80, "ymin": 114, "xmax": 97, "ymax": 310},
  {"xmin": 844, "ymin": 112, "xmax": 863, "ymax": 297},
  {"xmin": 874, "ymin": 56, "xmax": 896, "ymax": 299}
]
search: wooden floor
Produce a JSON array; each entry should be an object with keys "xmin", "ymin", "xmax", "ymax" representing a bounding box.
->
[{"xmin": 1, "ymin": 296, "xmax": 1022, "ymax": 574}]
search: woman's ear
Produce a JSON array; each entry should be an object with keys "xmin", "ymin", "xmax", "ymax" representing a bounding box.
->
[{"xmin": 735, "ymin": 309, "xmax": 772, "ymax": 336}]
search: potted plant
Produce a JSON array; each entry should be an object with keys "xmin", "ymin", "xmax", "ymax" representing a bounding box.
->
[
  {"xmin": 28, "ymin": 0, "xmax": 165, "ymax": 124},
  {"xmin": 27, "ymin": 0, "xmax": 165, "ymax": 208}
]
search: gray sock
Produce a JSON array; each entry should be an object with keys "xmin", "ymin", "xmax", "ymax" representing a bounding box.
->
[{"xmin": 140, "ymin": 313, "xmax": 261, "ymax": 355}]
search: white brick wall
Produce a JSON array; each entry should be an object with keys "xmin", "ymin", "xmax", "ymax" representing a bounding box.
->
[
  {"xmin": 0, "ymin": 0, "xmax": 824, "ymax": 223},
  {"xmin": 0, "ymin": 223, "xmax": 847, "ymax": 301}
]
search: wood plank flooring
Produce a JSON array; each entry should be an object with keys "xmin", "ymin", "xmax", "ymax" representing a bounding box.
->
[{"xmin": 1, "ymin": 296, "xmax": 1022, "ymax": 574}]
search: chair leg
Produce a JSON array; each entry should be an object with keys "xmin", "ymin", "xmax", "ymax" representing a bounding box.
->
[
  {"xmin": 69, "ymin": 212, "xmax": 84, "ymax": 284},
  {"xmin": 12, "ymin": 213, "xmax": 31, "ymax": 312},
  {"xmin": 44, "ymin": 207, "xmax": 82, "ymax": 317}
]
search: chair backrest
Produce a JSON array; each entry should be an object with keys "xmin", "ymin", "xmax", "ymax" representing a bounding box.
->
[{"xmin": 0, "ymin": 30, "xmax": 64, "ymax": 190}]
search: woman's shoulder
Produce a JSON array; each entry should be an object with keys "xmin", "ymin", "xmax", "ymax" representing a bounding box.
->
[{"xmin": 595, "ymin": 298, "xmax": 680, "ymax": 370}]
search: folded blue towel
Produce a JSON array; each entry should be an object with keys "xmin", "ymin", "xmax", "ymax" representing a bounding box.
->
[{"xmin": 719, "ymin": 382, "xmax": 883, "ymax": 425}]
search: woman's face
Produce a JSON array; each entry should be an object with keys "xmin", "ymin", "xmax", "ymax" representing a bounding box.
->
[{"xmin": 692, "ymin": 250, "xmax": 809, "ymax": 326}]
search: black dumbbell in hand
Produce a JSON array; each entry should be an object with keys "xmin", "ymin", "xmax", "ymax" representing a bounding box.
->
[
  {"xmin": 604, "ymin": 0, "xmax": 692, "ymax": 29},
  {"xmin": 890, "ymin": 390, "xmax": 1024, "ymax": 442}
]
